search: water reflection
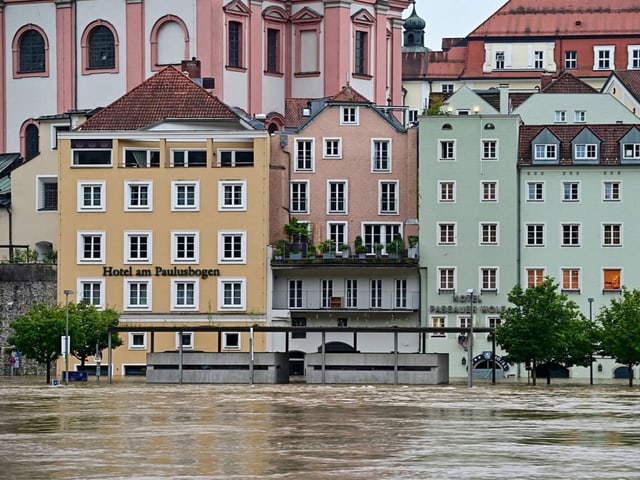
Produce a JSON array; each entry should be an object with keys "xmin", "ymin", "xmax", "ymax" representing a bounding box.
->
[{"xmin": 0, "ymin": 379, "xmax": 639, "ymax": 479}]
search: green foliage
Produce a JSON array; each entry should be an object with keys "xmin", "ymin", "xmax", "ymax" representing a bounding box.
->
[
  {"xmin": 355, "ymin": 236, "xmax": 367, "ymax": 254},
  {"xmin": 284, "ymin": 217, "xmax": 310, "ymax": 243},
  {"xmin": 387, "ymin": 236, "xmax": 404, "ymax": 255},
  {"xmin": 71, "ymin": 301, "xmax": 122, "ymax": 367},
  {"xmin": 318, "ymin": 239, "xmax": 336, "ymax": 253},
  {"xmin": 408, "ymin": 235, "xmax": 419, "ymax": 248},
  {"xmin": 426, "ymin": 97, "xmax": 449, "ymax": 116},
  {"xmin": 496, "ymin": 277, "xmax": 588, "ymax": 385},
  {"xmin": 10, "ymin": 248, "xmax": 38, "ymax": 264},
  {"xmin": 597, "ymin": 287, "xmax": 640, "ymax": 385}
]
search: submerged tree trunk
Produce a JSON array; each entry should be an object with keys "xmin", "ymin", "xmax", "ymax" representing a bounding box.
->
[
  {"xmin": 629, "ymin": 363, "xmax": 634, "ymax": 387},
  {"xmin": 531, "ymin": 361, "xmax": 537, "ymax": 386},
  {"xmin": 45, "ymin": 359, "xmax": 51, "ymax": 384},
  {"xmin": 546, "ymin": 361, "xmax": 552, "ymax": 385}
]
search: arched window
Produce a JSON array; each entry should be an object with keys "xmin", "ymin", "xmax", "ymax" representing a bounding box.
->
[
  {"xmin": 88, "ymin": 25, "xmax": 115, "ymax": 69},
  {"xmin": 24, "ymin": 123, "xmax": 40, "ymax": 160},
  {"xmin": 150, "ymin": 16, "xmax": 189, "ymax": 70},
  {"xmin": 20, "ymin": 29, "xmax": 45, "ymax": 73}
]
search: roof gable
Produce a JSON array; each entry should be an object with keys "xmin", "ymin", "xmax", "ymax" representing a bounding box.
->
[{"xmin": 542, "ymin": 71, "xmax": 597, "ymax": 93}]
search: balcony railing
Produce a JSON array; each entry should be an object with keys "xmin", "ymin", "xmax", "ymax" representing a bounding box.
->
[
  {"xmin": 271, "ymin": 243, "xmax": 419, "ymax": 266},
  {"xmin": 272, "ymin": 289, "xmax": 420, "ymax": 311}
]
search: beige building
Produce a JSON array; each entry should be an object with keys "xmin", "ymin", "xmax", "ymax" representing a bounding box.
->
[{"xmin": 57, "ymin": 65, "xmax": 270, "ymax": 376}]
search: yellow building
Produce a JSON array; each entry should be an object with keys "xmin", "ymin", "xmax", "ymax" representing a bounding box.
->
[{"xmin": 57, "ymin": 65, "xmax": 270, "ymax": 377}]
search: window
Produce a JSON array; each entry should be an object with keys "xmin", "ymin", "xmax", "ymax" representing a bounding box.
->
[
  {"xmin": 574, "ymin": 143, "xmax": 596, "ymax": 160},
  {"xmin": 438, "ymin": 223, "xmax": 456, "ymax": 245},
  {"xmin": 372, "ymin": 139, "xmax": 391, "ymax": 172},
  {"xmin": 495, "ymin": 51, "xmax": 505, "ymax": 69},
  {"xmin": 346, "ymin": 279, "xmax": 358, "ymax": 308},
  {"xmin": 72, "ymin": 149, "xmax": 112, "ymax": 166},
  {"xmin": 323, "ymin": 138, "xmax": 342, "ymax": 159},
  {"xmin": 290, "ymin": 181, "xmax": 309, "ymax": 213},
  {"xmin": 19, "ymin": 29, "xmax": 45, "ymax": 73},
  {"xmin": 176, "ymin": 332, "xmax": 194, "ymax": 350},
  {"xmin": 223, "ymin": 332, "xmax": 241, "ymax": 350},
  {"xmin": 172, "ymin": 231, "xmax": 199, "ymax": 263},
  {"xmin": 482, "ymin": 140, "xmax": 497, "ymax": 160},
  {"xmin": 481, "ymin": 268, "xmax": 498, "ymax": 292},
  {"xmin": 379, "ymin": 181, "xmax": 398, "ymax": 214},
  {"xmin": 228, "ymin": 21, "xmax": 242, "ymax": 68},
  {"xmin": 441, "ymin": 84, "xmax": 454, "ymax": 93},
  {"xmin": 125, "ymin": 181, "xmax": 152, "ymax": 211},
  {"xmin": 172, "ymin": 279, "xmax": 198, "ymax": 310},
  {"xmin": 481, "ymin": 181, "xmax": 497, "ymax": 202},
  {"xmin": 124, "ymin": 149, "xmax": 159, "ymax": 168},
  {"xmin": 623, "ymin": 143, "xmax": 640, "ymax": 159},
  {"xmin": 88, "ymin": 25, "xmax": 115, "ymax": 69},
  {"xmin": 480, "ymin": 223, "xmax": 498, "ymax": 245},
  {"xmin": 439, "ymin": 140, "xmax": 455, "ymax": 160},
  {"xmin": 603, "ymin": 181, "xmax": 621, "ymax": 201},
  {"xmin": 628, "ymin": 46, "xmax": 640, "ymax": 69},
  {"xmin": 296, "ymin": 27, "xmax": 319, "ymax": 73},
  {"xmin": 341, "ymin": 106, "xmax": 358, "ymax": 125},
  {"xmin": 218, "ymin": 150, "xmax": 254, "ymax": 167},
  {"xmin": 328, "ymin": 181, "xmax": 347, "ymax": 214},
  {"xmin": 603, "ymin": 269, "xmax": 621, "ymax": 291},
  {"xmin": 439, "ymin": 181, "xmax": 455, "ymax": 202},
  {"xmin": 354, "ymin": 30, "xmax": 368, "ymax": 75},
  {"xmin": 295, "ymin": 139, "xmax": 314, "ymax": 171},
  {"xmin": 488, "ymin": 317, "xmax": 502, "ymax": 330},
  {"xmin": 37, "ymin": 176, "xmax": 58, "ymax": 211},
  {"xmin": 219, "ymin": 278, "xmax": 245, "ymax": 310},
  {"xmin": 171, "ymin": 181, "xmax": 199, "ymax": 211},
  {"xmin": 328, "ymin": 223, "xmax": 347, "ymax": 253},
  {"xmin": 78, "ymin": 279, "xmax": 104, "ymax": 307},
  {"xmin": 125, "ymin": 279, "xmax": 152, "ymax": 310},
  {"xmin": 533, "ymin": 50, "xmax": 544, "ymax": 69},
  {"xmin": 527, "ymin": 182, "xmax": 544, "ymax": 201},
  {"xmin": 563, "ymin": 182, "xmax": 580, "ymax": 201},
  {"xmin": 395, "ymin": 279, "xmax": 407, "ymax": 309},
  {"xmin": 151, "ymin": 17, "xmax": 188, "ymax": 68},
  {"xmin": 291, "ymin": 318, "xmax": 306, "ymax": 339},
  {"xmin": 431, "ymin": 316, "xmax": 446, "ymax": 337},
  {"xmin": 218, "ymin": 181, "xmax": 246, "ymax": 211},
  {"xmin": 594, "ymin": 46, "xmax": 614, "ymax": 70},
  {"xmin": 23, "ymin": 123, "xmax": 39, "ymax": 160},
  {"xmin": 562, "ymin": 224, "xmax": 580, "ymax": 246},
  {"xmin": 526, "ymin": 224, "xmax": 544, "ymax": 246},
  {"xmin": 370, "ymin": 279, "xmax": 382, "ymax": 308},
  {"xmin": 289, "ymin": 280, "xmax": 303, "ymax": 309},
  {"xmin": 129, "ymin": 332, "xmax": 147, "ymax": 349},
  {"xmin": 171, "ymin": 149, "xmax": 207, "ymax": 167},
  {"xmin": 219, "ymin": 231, "xmax": 246, "ymax": 263},
  {"xmin": 459, "ymin": 316, "xmax": 471, "ymax": 329},
  {"xmin": 526, "ymin": 268, "xmax": 545, "ymax": 288},
  {"xmin": 574, "ymin": 111, "xmax": 587, "ymax": 123},
  {"xmin": 125, "ymin": 232, "xmax": 151, "ymax": 263},
  {"xmin": 78, "ymin": 232, "xmax": 105, "ymax": 263},
  {"xmin": 408, "ymin": 109, "xmax": 419, "ymax": 123},
  {"xmin": 564, "ymin": 51, "xmax": 577, "ymax": 69},
  {"xmin": 321, "ymin": 279, "xmax": 333, "ymax": 308},
  {"xmin": 438, "ymin": 267, "xmax": 455, "ymax": 291},
  {"xmin": 534, "ymin": 144, "xmax": 557, "ymax": 160},
  {"xmin": 266, "ymin": 28, "xmax": 280, "ymax": 73},
  {"xmin": 363, "ymin": 223, "xmax": 400, "ymax": 253},
  {"xmin": 603, "ymin": 224, "xmax": 621, "ymax": 246},
  {"xmin": 77, "ymin": 181, "xmax": 105, "ymax": 211},
  {"xmin": 555, "ymin": 111, "xmax": 566, "ymax": 123},
  {"xmin": 562, "ymin": 268, "xmax": 580, "ymax": 292}
]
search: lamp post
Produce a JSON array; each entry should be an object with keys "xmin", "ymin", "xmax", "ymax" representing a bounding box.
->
[
  {"xmin": 588, "ymin": 297, "xmax": 594, "ymax": 385},
  {"xmin": 64, "ymin": 289, "xmax": 74, "ymax": 386},
  {"xmin": 467, "ymin": 288, "xmax": 475, "ymax": 388}
]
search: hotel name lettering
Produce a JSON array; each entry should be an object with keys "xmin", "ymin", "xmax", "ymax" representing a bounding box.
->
[
  {"xmin": 103, "ymin": 266, "xmax": 220, "ymax": 280},
  {"xmin": 429, "ymin": 293, "xmax": 507, "ymax": 314}
]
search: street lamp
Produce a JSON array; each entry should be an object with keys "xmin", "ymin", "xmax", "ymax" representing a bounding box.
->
[
  {"xmin": 588, "ymin": 297, "xmax": 594, "ymax": 385},
  {"xmin": 64, "ymin": 289, "xmax": 74, "ymax": 386},
  {"xmin": 467, "ymin": 288, "xmax": 475, "ymax": 388}
]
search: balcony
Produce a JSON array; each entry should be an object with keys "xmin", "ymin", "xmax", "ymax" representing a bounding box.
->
[
  {"xmin": 271, "ymin": 243, "xmax": 419, "ymax": 268},
  {"xmin": 272, "ymin": 289, "xmax": 420, "ymax": 311}
]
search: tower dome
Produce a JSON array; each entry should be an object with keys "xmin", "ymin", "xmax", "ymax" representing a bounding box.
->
[{"xmin": 403, "ymin": 1, "xmax": 425, "ymax": 49}]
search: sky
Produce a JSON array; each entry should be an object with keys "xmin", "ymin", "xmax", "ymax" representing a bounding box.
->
[{"xmin": 407, "ymin": 0, "xmax": 507, "ymax": 50}]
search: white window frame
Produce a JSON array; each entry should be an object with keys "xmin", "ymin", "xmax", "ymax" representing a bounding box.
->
[
  {"xmin": 218, "ymin": 180, "xmax": 246, "ymax": 211},
  {"xmin": 431, "ymin": 316, "xmax": 446, "ymax": 337},
  {"xmin": 495, "ymin": 51, "xmax": 505, "ymax": 69},
  {"xmin": 439, "ymin": 140, "xmax": 456, "ymax": 161},
  {"xmin": 294, "ymin": 138, "xmax": 315, "ymax": 171},
  {"xmin": 289, "ymin": 280, "xmax": 303, "ymax": 309},
  {"xmin": 574, "ymin": 111, "xmax": 587, "ymax": 123},
  {"xmin": 171, "ymin": 231, "xmax": 199, "ymax": 263},
  {"xmin": 481, "ymin": 140, "xmax": 498, "ymax": 160},
  {"xmin": 124, "ymin": 279, "xmax": 152, "ymax": 311},
  {"xmin": 175, "ymin": 332, "xmax": 194, "ymax": 350},
  {"xmin": 124, "ymin": 231, "xmax": 152, "ymax": 264},
  {"xmin": 622, "ymin": 144, "xmax": 640, "ymax": 159},
  {"xmin": 223, "ymin": 332, "xmax": 241, "ymax": 350},
  {"xmin": 602, "ymin": 223, "xmax": 622, "ymax": 247},
  {"xmin": 323, "ymin": 137, "xmax": 342, "ymax": 159},
  {"xmin": 438, "ymin": 223, "xmax": 456, "ymax": 245},
  {"xmin": 603, "ymin": 181, "xmax": 621, "ymax": 201},
  {"xmin": 124, "ymin": 148, "xmax": 160, "ymax": 168},
  {"xmin": 526, "ymin": 182, "xmax": 544, "ymax": 201},
  {"xmin": 71, "ymin": 148, "xmax": 113, "ymax": 167},
  {"xmin": 290, "ymin": 180, "xmax": 309, "ymax": 214},
  {"xmin": 554, "ymin": 110, "xmax": 566, "ymax": 123},
  {"xmin": 328, "ymin": 222, "xmax": 347, "ymax": 253},
  {"xmin": 561, "ymin": 223, "xmax": 581, "ymax": 247},
  {"xmin": 128, "ymin": 332, "xmax": 147, "ymax": 350},
  {"xmin": 562, "ymin": 182, "xmax": 580, "ymax": 202},
  {"xmin": 481, "ymin": 267, "xmax": 498, "ymax": 292},
  {"xmin": 438, "ymin": 267, "xmax": 456, "ymax": 292},
  {"xmin": 340, "ymin": 106, "xmax": 358, "ymax": 125},
  {"xmin": 628, "ymin": 45, "xmax": 640, "ymax": 69},
  {"xmin": 574, "ymin": 143, "xmax": 597, "ymax": 159},
  {"xmin": 171, "ymin": 180, "xmax": 200, "ymax": 211},
  {"xmin": 533, "ymin": 50, "xmax": 544, "ymax": 69},
  {"xmin": 480, "ymin": 223, "xmax": 498, "ymax": 245},
  {"xmin": 439, "ymin": 181, "xmax": 455, "ymax": 202},
  {"xmin": 371, "ymin": 139, "xmax": 392, "ymax": 172},
  {"xmin": 370, "ymin": 279, "xmax": 383, "ymax": 308},
  {"xmin": 36, "ymin": 175, "xmax": 58, "ymax": 211},
  {"xmin": 561, "ymin": 268, "xmax": 581, "ymax": 292},
  {"xmin": 441, "ymin": 84, "xmax": 454, "ymax": 93},
  {"xmin": 218, "ymin": 277, "xmax": 246, "ymax": 310},
  {"xmin": 77, "ymin": 278, "xmax": 105, "ymax": 309},
  {"xmin": 379, "ymin": 180, "xmax": 398, "ymax": 215},
  {"xmin": 217, "ymin": 149, "xmax": 254, "ymax": 167},
  {"xmin": 218, "ymin": 231, "xmax": 246, "ymax": 264},
  {"xmin": 534, "ymin": 144, "xmax": 557, "ymax": 160},
  {"xmin": 345, "ymin": 279, "xmax": 358, "ymax": 308},
  {"xmin": 171, "ymin": 278, "xmax": 199, "ymax": 311},
  {"xmin": 77, "ymin": 231, "xmax": 105, "ymax": 263},
  {"xmin": 594, "ymin": 46, "xmax": 615, "ymax": 70},
  {"xmin": 124, "ymin": 181, "xmax": 153, "ymax": 211},
  {"xmin": 564, "ymin": 51, "xmax": 577, "ymax": 69},
  {"xmin": 526, "ymin": 224, "xmax": 545, "ymax": 247},
  {"xmin": 481, "ymin": 181, "xmax": 498, "ymax": 202},
  {"xmin": 170, "ymin": 149, "xmax": 207, "ymax": 167},
  {"xmin": 394, "ymin": 278, "xmax": 407, "ymax": 309},
  {"xmin": 327, "ymin": 180, "xmax": 348, "ymax": 214},
  {"xmin": 77, "ymin": 180, "xmax": 106, "ymax": 212}
]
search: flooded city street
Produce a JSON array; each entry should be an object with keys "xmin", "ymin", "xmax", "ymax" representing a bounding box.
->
[{"xmin": 1, "ymin": 378, "xmax": 639, "ymax": 479}]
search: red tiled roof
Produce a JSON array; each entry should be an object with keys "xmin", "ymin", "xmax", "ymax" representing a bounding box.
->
[
  {"xmin": 330, "ymin": 85, "xmax": 372, "ymax": 103},
  {"xmin": 541, "ymin": 71, "xmax": 597, "ymax": 93},
  {"xmin": 77, "ymin": 66, "xmax": 238, "ymax": 131},
  {"xmin": 608, "ymin": 70, "xmax": 640, "ymax": 102},
  {"xmin": 472, "ymin": 0, "xmax": 640, "ymax": 37}
]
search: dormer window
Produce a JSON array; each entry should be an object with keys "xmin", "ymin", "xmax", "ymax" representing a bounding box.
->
[
  {"xmin": 574, "ymin": 144, "xmax": 597, "ymax": 160},
  {"xmin": 534, "ymin": 144, "xmax": 557, "ymax": 160},
  {"xmin": 340, "ymin": 106, "xmax": 358, "ymax": 125},
  {"xmin": 623, "ymin": 143, "xmax": 640, "ymax": 159}
]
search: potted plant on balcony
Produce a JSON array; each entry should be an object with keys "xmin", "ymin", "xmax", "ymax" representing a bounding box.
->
[
  {"xmin": 374, "ymin": 243, "xmax": 384, "ymax": 257},
  {"xmin": 407, "ymin": 235, "xmax": 419, "ymax": 259},
  {"xmin": 387, "ymin": 236, "xmax": 404, "ymax": 259},
  {"xmin": 340, "ymin": 243, "xmax": 351, "ymax": 258},
  {"xmin": 318, "ymin": 239, "xmax": 336, "ymax": 259},
  {"xmin": 273, "ymin": 239, "xmax": 286, "ymax": 260},
  {"xmin": 354, "ymin": 235, "xmax": 367, "ymax": 258},
  {"xmin": 284, "ymin": 217, "xmax": 310, "ymax": 259}
]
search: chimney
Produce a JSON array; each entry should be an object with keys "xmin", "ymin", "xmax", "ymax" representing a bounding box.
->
[
  {"xmin": 181, "ymin": 57, "xmax": 201, "ymax": 80},
  {"xmin": 498, "ymin": 83, "xmax": 509, "ymax": 114}
]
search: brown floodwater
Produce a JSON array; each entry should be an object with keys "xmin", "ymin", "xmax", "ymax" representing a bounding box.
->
[{"xmin": 0, "ymin": 377, "xmax": 639, "ymax": 479}]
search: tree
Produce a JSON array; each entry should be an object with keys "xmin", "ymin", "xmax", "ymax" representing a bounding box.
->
[
  {"xmin": 597, "ymin": 287, "xmax": 640, "ymax": 387},
  {"xmin": 71, "ymin": 301, "xmax": 122, "ymax": 368},
  {"xmin": 8, "ymin": 303, "xmax": 66, "ymax": 384},
  {"xmin": 496, "ymin": 277, "xmax": 584, "ymax": 385}
]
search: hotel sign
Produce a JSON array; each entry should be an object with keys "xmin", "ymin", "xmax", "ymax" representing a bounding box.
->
[{"xmin": 103, "ymin": 266, "xmax": 221, "ymax": 279}]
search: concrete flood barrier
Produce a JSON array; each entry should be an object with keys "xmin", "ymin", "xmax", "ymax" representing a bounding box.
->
[
  {"xmin": 305, "ymin": 353, "xmax": 449, "ymax": 384},
  {"xmin": 146, "ymin": 352, "xmax": 290, "ymax": 384}
]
